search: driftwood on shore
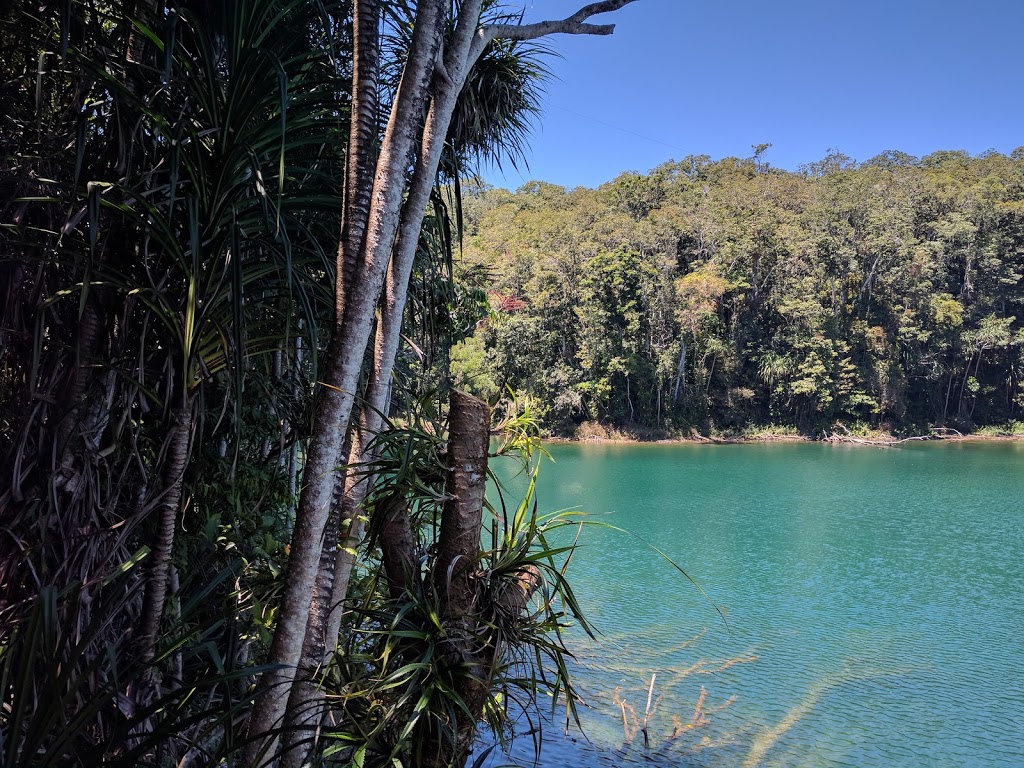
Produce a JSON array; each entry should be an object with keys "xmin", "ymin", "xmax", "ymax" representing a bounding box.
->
[
  {"xmin": 822, "ymin": 424, "xmax": 964, "ymax": 447},
  {"xmin": 564, "ymin": 421, "xmax": 1022, "ymax": 445}
]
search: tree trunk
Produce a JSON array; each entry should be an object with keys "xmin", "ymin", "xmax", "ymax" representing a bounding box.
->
[
  {"xmin": 378, "ymin": 493, "xmax": 418, "ymax": 600},
  {"xmin": 250, "ymin": 2, "xmax": 638, "ymax": 762},
  {"xmin": 672, "ymin": 339, "xmax": 687, "ymax": 403},
  {"xmin": 245, "ymin": 2, "xmax": 449, "ymax": 761},
  {"xmin": 435, "ymin": 390, "xmax": 490, "ymax": 624},
  {"xmin": 338, "ymin": 0, "xmax": 382, "ymax": 317},
  {"xmin": 422, "ymin": 390, "xmax": 491, "ymax": 768},
  {"xmin": 279, "ymin": 432, "xmax": 351, "ymax": 768},
  {"xmin": 282, "ymin": 4, "xmax": 510, "ymax": 753},
  {"xmin": 137, "ymin": 398, "xmax": 191, "ymax": 662},
  {"xmin": 279, "ymin": 0, "xmax": 385, "ymax": 740}
]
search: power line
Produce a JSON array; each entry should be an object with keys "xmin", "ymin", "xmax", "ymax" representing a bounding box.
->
[{"xmin": 548, "ymin": 103, "xmax": 689, "ymax": 154}]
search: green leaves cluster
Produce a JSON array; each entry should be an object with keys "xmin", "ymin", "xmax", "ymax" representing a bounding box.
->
[{"xmin": 1, "ymin": 1, "xmax": 586, "ymax": 764}]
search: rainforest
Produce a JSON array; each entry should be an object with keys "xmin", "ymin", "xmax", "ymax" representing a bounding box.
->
[
  {"xmin": 2, "ymin": 0, "xmax": 1022, "ymax": 767},
  {"xmin": 454, "ymin": 148, "xmax": 1024, "ymax": 438}
]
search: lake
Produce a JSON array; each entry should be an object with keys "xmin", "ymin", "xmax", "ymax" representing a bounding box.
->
[{"xmin": 482, "ymin": 440, "xmax": 1024, "ymax": 768}]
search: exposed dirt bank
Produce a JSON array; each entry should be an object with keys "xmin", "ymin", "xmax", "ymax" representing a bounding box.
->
[{"xmin": 546, "ymin": 427, "xmax": 1024, "ymax": 447}]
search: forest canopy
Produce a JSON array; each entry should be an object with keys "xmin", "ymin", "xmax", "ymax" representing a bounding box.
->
[{"xmin": 454, "ymin": 148, "xmax": 1024, "ymax": 437}]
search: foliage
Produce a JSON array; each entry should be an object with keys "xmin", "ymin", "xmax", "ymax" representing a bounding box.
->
[
  {"xmin": 274, "ymin": 395, "xmax": 591, "ymax": 766},
  {"xmin": 1, "ymin": 0, "xmax": 350, "ymax": 760},
  {"xmin": 457, "ymin": 148, "xmax": 1024, "ymax": 435},
  {"xmin": 0, "ymin": 564, "xmax": 269, "ymax": 766},
  {"xmin": 2, "ymin": 0, "xmax": 589, "ymax": 765}
]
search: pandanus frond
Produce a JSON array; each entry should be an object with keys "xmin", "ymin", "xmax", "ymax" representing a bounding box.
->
[
  {"xmin": 2, "ymin": 0, "xmax": 343, "ymax": 760},
  {"xmin": 445, "ymin": 33, "xmax": 551, "ymax": 174}
]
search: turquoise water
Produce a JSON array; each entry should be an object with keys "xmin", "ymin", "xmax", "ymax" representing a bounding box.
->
[{"xmin": 483, "ymin": 441, "xmax": 1024, "ymax": 768}]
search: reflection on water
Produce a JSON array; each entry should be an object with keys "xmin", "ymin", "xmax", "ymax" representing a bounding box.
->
[{"xmin": 481, "ymin": 442, "xmax": 1024, "ymax": 767}]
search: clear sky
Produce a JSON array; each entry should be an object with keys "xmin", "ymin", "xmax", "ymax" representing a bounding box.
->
[{"xmin": 480, "ymin": 0, "xmax": 1024, "ymax": 190}]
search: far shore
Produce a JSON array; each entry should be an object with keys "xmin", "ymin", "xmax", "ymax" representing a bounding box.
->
[{"xmin": 544, "ymin": 428, "xmax": 1024, "ymax": 447}]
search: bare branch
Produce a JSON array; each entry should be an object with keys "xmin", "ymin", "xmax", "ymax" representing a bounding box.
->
[{"xmin": 480, "ymin": 0, "xmax": 638, "ymax": 49}]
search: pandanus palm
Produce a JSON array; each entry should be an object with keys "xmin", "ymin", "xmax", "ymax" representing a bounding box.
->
[
  {"xmin": 272, "ymin": 6, "xmax": 557, "ymax": 761},
  {"xmin": 105, "ymin": 0, "xmax": 343, "ymax": 660},
  {"xmin": 2, "ymin": 0, "xmax": 637, "ymax": 764},
  {"xmin": 272, "ymin": 5, "xmax": 637, "ymax": 767},
  {"xmin": 1, "ymin": 0, "xmax": 342, "ymax": 759}
]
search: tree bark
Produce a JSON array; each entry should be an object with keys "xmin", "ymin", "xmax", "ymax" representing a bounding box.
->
[
  {"xmin": 673, "ymin": 339, "xmax": 687, "ymax": 403},
  {"xmin": 378, "ymin": 492, "xmax": 418, "ymax": 600},
  {"xmin": 422, "ymin": 390, "xmax": 491, "ymax": 768},
  {"xmin": 338, "ymin": 0, "xmax": 382, "ymax": 318},
  {"xmin": 282, "ymin": 4, "xmax": 508, "ymax": 753},
  {"xmin": 435, "ymin": 391, "xmax": 490, "ymax": 616},
  {"xmin": 320, "ymin": 0, "xmax": 642, "ymax": 626},
  {"xmin": 245, "ymin": 2, "xmax": 450, "ymax": 761},
  {"xmin": 250, "ymin": 2, "xmax": 639, "ymax": 762},
  {"xmin": 137, "ymin": 398, "xmax": 191, "ymax": 662},
  {"xmin": 278, "ymin": 1, "xmax": 382, "ymax": 758},
  {"xmin": 279, "ymin": 432, "xmax": 351, "ymax": 768}
]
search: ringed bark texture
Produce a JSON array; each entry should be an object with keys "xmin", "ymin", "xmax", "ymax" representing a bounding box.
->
[
  {"xmin": 422, "ymin": 390, "xmax": 491, "ymax": 768},
  {"xmin": 280, "ymin": 1, "xmax": 383, "ymax": 759},
  {"xmin": 137, "ymin": 401, "xmax": 191, "ymax": 662},
  {"xmin": 338, "ymin": 0, "xmax": 381, "ymax": 315},
  {"xmin": 434, "ymin": 390, "xmax": 490, "ymax": 617},
  {"xmin": 246, "ymin": 1, "xmax": 449, "ymax": 761}
]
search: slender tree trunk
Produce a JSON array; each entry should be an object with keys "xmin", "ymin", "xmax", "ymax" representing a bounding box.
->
[
  {"xmin": 279, "ymin": 429, "xmax": 352, "ymax": 768},
  {"xmin": 338, "ymin": 0, "xmax": 382, "ymax": 314},
  {"xmin": 138, "ymin": 398, "xmax": 191, "ymax": 662},
  {"xmin": 285, "ymin": 180, "xmax": 460, "ymax": 760},
  {"xmin": 245, "ymin": 3, "xmax": 449, "ymax": 761},
  {"xmin": 943, "ymin": 367, "xmax": 955, "ymax": 423},
  {"xmin": 252, "ymin": 2, "xmax": 637, "ymax": 762},
  {"xmin": 276, "ymin": 0, "xmax": 381, "ymax": 725},
  {"xmin": 52, "ymin": 295, "xmax": 104, "ymax": 503},
  {"xmin": 958, "ymin": 352, "xmax": 976, "ymax": 418},
  {"xmin": 378, "ymin": 493, "xmax": 418, "ymax": 600},
  {"xmin": 284, "ymin": 6, "xmax": 508, "ymax": 752},
  {"xmin": 324, "ymin": 291, "xmax": 407, "ymax": 626},
  {"xmin": 319, "ymin": 0, "xmax": 497, "ymax": 642},
  {"xmin": 673, "ymin": 339, "xmax": 687, "ymax": 403},
  {"xmin": 434, "ymin": 391, "xmax": 490, "ymax": 621}
]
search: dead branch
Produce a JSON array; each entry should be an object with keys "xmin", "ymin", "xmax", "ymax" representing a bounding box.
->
[
  {"xmin": 823, "ymin": 422, "xmax": 964, "ymax": 447},
  {"xmin": 477, "ymin": 0, "xmax": 639, "ymax": 55}
]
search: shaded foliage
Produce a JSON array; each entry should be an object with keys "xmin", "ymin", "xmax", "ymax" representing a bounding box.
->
[
  {"xmin": 1, "ymin": 0, "xmax": 343, "ymax": 760},
  {"xmin": 1, "ymin": 0, "xmax": 592, "ymax": 764}
]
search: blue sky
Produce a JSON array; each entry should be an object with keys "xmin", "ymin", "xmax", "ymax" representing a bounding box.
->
[{"xmin": 480, "ymin": 0, "xmax": 1024, "ymax": 189}]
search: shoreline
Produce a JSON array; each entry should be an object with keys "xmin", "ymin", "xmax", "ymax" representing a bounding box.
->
[{"xmin": 544, "ymin": 431, "xmax": 1024, "ymax": 447}]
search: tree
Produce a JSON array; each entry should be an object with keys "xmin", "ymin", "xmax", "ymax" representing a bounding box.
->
[
  {"xmin": 453, "ymin": 147, "xmax": 1024, "ymax": 436},
  {"xmin": 2, "ymin": 0, "xmax": 637, "ymax": 763},
  {"xmin": 246, "ymin": 2, "xmax": 641, "ymax": 763},
  {"xmin": 2, "ymin": 0, "xmax": 345, "ymax": 761}
]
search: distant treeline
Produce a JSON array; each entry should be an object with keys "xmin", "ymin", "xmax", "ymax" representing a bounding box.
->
[{"xmin": 452, "ymin": 148, "xmax": 1024, "ymax": 436}]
